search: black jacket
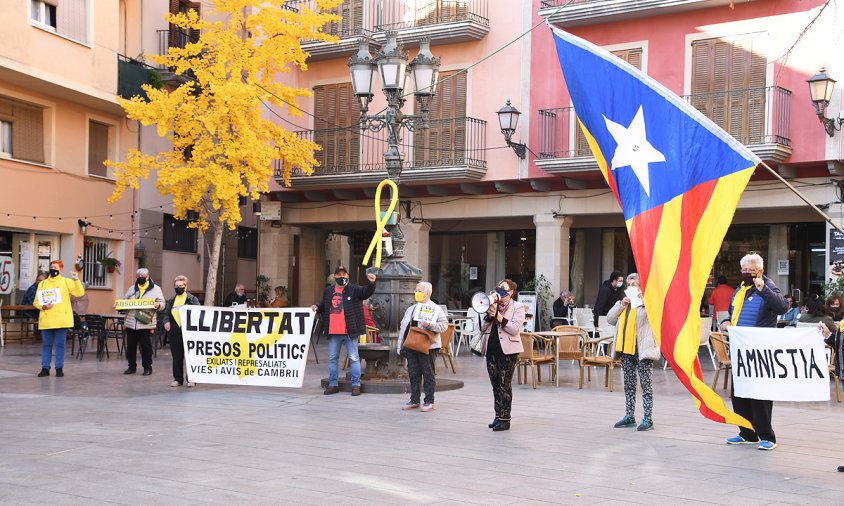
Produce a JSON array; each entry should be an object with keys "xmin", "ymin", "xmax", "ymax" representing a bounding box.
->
[
  {"xmin": 161, "ymin": 292, "xmax": 201, "ymax": 335},
  {"xmin": 593, "ymin": 280, "xmax": 622, "ymax": 326},
  {"xmin": 315, "ymin": 281, "xmax": 376, "ymax": 337}
]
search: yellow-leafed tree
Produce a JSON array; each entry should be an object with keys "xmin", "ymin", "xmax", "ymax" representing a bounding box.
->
[{"xmin": 107, "ymin": 0, "xmax": 340, "ymax": 304}]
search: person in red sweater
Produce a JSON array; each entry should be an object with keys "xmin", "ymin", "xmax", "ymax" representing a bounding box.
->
[{"xmin": 708, "ymin": 276, "xmax": 734, "ymax": 317}]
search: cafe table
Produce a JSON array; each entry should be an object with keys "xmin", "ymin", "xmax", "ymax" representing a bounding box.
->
[
  {"xmin": 0, "ymin": 304, "xmax": 38, "ymax": 345},
  {"xmin": 532, "ymin": 329, "xmax": 587, "ymax": 386}
]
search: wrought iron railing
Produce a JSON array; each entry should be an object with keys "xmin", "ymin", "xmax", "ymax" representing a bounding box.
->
[
  {"xmin": 537, "ymin": 86, "xmax": 791, "ymax": 159},
  {"xmin": 156, "ymin": 29, "xmax": 199, "ymax": 68},
  {"xmin": 117, "ymin": 55, "xmax": 158, "ymax": 100},
  {"xmin": 274, "ymin": 116, "xmax": 487, "ymax": 177},
  {"xmin": 284, "ymin": 0, "xmax": 489, "ymax": 39}
]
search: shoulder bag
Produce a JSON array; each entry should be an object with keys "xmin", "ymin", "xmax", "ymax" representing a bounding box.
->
[{"xmin": 404, "ymin": 326, "xmax": 436, "ymax": 354}]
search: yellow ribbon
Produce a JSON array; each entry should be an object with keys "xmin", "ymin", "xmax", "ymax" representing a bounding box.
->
[{"xmin": 362, "ymin": 179, "xmax": 398, "ymax": 269}]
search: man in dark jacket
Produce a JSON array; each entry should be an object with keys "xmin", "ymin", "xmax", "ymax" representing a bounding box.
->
[
  {"xmin": 161, "ymin": 275, "xmax": 201, "ymax": 388},
  {"xmin": 311, "ymin": 266, "xmax": 377, "ymax": 396},
  {"xmin": 719, "ymin": 253, "xmax": 788, "ymax": 451},
  {"xmin": 593, "ymin": 271, "xmax": 624, "ymax": 326}
]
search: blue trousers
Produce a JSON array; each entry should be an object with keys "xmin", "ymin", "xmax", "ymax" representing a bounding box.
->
[
  {"xmin": 327, "ymin": 334, "xmax": 361, "ymax": 387},
  {"xmin": 41, "ymin": 328, "xmax": 68, "ymax": 369}
]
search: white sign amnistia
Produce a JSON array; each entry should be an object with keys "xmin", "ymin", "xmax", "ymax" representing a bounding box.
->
[
  {"xmin": 728, "ymin": 326, "xmax": 829, "ymax": 402},
  {"xmin": 179, "ymin": 306, "xmax": 315, "ymax": 388}
]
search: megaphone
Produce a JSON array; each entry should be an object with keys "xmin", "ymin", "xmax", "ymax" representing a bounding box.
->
[{"xmin": 471, "ymin": 290, "xmax": 500, "ymax": 313}]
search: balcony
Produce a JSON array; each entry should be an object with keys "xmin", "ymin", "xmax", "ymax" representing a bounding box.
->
[
  {"xmin": 536, "ymin": 85, "xmax": 791, "ymax": 174},
  {"xmin": 274, "ymin": 116, "xmax": 487, "ymax": 187},
  {"xmin": 288, "ymin": 0, "xmax": 491, "ymax": 61},
  {"xmin": 539, "ymin": 0, "xmax": 764, "ymax": 28},
  {"xmin": 117, "ymin": 55, "xmax": 159, "ymax": 101},
  {"xmin": 155, "ymin": 28, "xmax": 199, "ymax": 84}
]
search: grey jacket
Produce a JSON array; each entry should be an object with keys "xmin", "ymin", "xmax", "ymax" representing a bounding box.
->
[{"xmin": 122, "ymin": 280, "xmax": 165, "ymax": 330}]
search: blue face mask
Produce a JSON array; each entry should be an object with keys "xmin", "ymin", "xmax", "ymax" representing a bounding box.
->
[{"xmin": 495, "ymin": 287, "xmax": 509, "ymax": 298}]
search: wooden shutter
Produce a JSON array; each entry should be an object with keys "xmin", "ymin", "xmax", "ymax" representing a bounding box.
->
[
  {"xmin": 56, "ymin": 0, "xmax": 88, "ymax": 43},
  {"xmin": 88, "ymin": 121, "xmax": 109, "ymax": 177},
  {"xmin": 8, "ymin": 100, "xmax": 45, "ymax": 163},
  {"xmin": 691, "ymin": 36, "xmax": 766, "ymax": 144},
  {"xmin": 313, "ymin": 83, "xmax": 359, "ymax": 173},
  {"xmin": 575, "ymin": 48, "xmax": 643, "ymax": 156},
  {"xmin": 414, "ymin": 71, "xmax": 467, "ymax": 167}
]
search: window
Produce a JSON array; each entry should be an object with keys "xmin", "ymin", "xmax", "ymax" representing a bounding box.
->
[
  {"xmin": 163, "ymin": 213, "xmax": 198, "ymax": 253},
  {"xmin": 312, "ymin": 83, "xmax": 359, "ymax": 173},
  {"xmin": 31, "ymin": 0, "xmax": 57, "ymax": 31},
  {"xmin": 87, "ymin": 121, "xmax": 111, "ymax": 177},
  {"xmin": 690, "ymin": 36, "xmax": 766, "ymax": 144},
  {"xmin": 0, "ymin": 120, "xmax": 11, "ymax": 157},
  {"xmin": 413, "ymin": 70, "xmax": 467, "ymax": 166},
  {"xmin": 325, "ymin": 0, "xmax": 363, "ymax": 37},
  {"xmin": 0, "ymin": 95, "xmax": 45, "ymax": 163},
  {"xmin": 83, "ymin": 238, "xmax": 111, "ymax": 289},
  {"xmin": 238, "ymin": 227, "xmax": 257, "ymax": 259}
]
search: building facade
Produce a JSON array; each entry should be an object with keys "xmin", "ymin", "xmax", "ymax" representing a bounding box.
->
[{"xmin": 258, "ymin": 0, "xmax": 843, "ymax": 318}]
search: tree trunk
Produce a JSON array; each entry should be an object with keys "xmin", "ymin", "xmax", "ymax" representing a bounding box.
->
[{"xmin": 203, "ymin": 223, "xmax": 224, "ymax": 306}]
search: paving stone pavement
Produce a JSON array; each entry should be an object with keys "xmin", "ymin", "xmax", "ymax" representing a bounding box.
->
[{"xmin": 0, "ymin": 340, "xmax": 842, "ymax": 505}]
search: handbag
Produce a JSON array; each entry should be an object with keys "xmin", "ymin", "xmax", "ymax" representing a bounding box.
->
[
  {"xmin": 470, "ymin": 332, "xmax": 487, "ymax": 356},
  {"xmin": 404, "ymin": 326, "xmax": 436, "ymax": 354},
  {"xmin": 638, "ymin": 332, "xmax": 661, "ymax": 361},
  {"xmin": 134, "ymin": 309, "xmax": 155, "ymax": 325}
]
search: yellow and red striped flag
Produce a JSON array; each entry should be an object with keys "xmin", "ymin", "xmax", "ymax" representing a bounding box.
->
[{"xmin": 551, "ymin": 26, "xmax": 757, "ymax": 428}]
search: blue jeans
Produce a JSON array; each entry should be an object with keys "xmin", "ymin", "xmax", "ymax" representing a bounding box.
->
[
  {"xmin": 327, "ymin": 334, "xmax": 360, "ymax": 387},
  {"xmin": 41, "ymin": 328, "xmax": 68, "ymax": 369}
]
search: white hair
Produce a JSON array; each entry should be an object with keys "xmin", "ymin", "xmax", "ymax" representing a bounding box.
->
[
  {"xmin": 626, "ymin": 273, "xmax": 640, "ymax": 285},
  {"xmin": 136, "ymin": 268, "xmax": 149, "ymax": 277},
  {"xmin": 415, "ymin": 281, "xmax": 432, "ymax": 297},
  {"xmin": 740, "ymin": 254, "xmax": 764, "ymax": 270}
]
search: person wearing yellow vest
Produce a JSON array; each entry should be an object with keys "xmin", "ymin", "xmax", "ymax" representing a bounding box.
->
[
  {"xmin": 606, "ymin": 273, "xmax": 660, "ymax": 432},
  {"xmin": 120, "ymin": 268, "xmax": 165, "ymax": 376},
  {"xmin": 161, "ymin": 275, "xmax": 200, "ymax": 387},
  {"xmin": 33, "ymin": 259, "xmax": 84, "ymax": 377},
  {"xmin": 719, "ymin": 253, "xmax": 788, "ymax": 451}
]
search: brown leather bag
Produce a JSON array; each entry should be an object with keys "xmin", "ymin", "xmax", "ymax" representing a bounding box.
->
[{"xmin": 404, "ymin": 326, "xmax": 436, "ymax": 354}]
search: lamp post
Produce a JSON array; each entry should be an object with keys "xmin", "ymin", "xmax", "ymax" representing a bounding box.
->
[
  {"xmin": 807, "ymin": 67, "xmax": 842, "ymax": 137},
  {"xmin": 497, "ymin": 99, "xmax": 527, "ymax": 158},
  {"xmin": 348, "ymin": 33, "xmax": 441, "ymax": 378}
]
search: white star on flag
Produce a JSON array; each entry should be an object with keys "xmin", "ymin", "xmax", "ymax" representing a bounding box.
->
[{"xmin": 603, "ymin": 105, "xmax": 666, "ymax": 196}]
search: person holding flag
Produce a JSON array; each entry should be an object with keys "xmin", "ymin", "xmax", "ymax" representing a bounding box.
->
[{"xmin": 718, "ymin": 253, "xmax": 788, "ymax": 450}]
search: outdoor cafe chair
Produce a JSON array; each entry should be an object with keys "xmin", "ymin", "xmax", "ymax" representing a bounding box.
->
[
  {"xmin": 437, "ymin": 323, "xmax": 457, "ymax": 374},
  {"xmin": 578, "ymin": 335, "xmax": 616, "ymax": 391},
  {"xmin": 826, "ymin": 344, "xmax": 842, "ymax": 403},
  {"xmin": 709, "ymin": 332, "xmax": 731, "ymax": 390},
  {"xmin": 82, "ymin": 314, "xmax": 108, "ymax": 361},
  {"xmin": 517, "ymin": 332, "xmax": 556, "ymax": 389}
]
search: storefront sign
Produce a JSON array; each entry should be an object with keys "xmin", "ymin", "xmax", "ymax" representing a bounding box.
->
[
  {"xmin": 729, "ymin": 326, "xmax": 829, "ymax": 402},
  {"xmin": 179, "ymin": 306, "xmax": 315, "ymax": 387},
  {"xmin": 0, "ymin": 256, "xmax": 15, "ymax": 295},
  {"xmin": 114, "ymin": 298, "xmax": 157, "ymax": 310},
  {"xmin": 36, "ymin": 287, "xmax": 62, "ymax": 306},
  {"xmin": 519, "ymin": 292, "xmax": 537, "ymax": 332},
  {"xmin": 829, "ymin": 229, "xmax": 844, "ymax": 281}
]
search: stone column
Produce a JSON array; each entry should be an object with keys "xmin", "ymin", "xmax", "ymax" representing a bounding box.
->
[
  {"xmin": 258, "ymin": 222, "xmax": 293, "ymax": 293},
  {"xmin": 298, "ymin": 227, "xmax": 329, "ymax": 306},
  {"xmin": 400, "ymin": 221, "xmax": 431, "ymax": 278},
  {"xmin": 602, "ymin": 229, "xmax": 616, "ymax": 281},
  {"xmin": 767, "ymin": 224, "xmax": 789, "ymax": 291},
  {"xmin": 534, "ymin": 213, "xmax": 573, "ymax": 301},
  {"xmin": 486, "ymin": 232, "xmax": 505, "ymax": 290}
]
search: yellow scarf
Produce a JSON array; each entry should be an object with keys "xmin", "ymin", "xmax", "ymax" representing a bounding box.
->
[
  {"xmin": 137, "ymin": 280, "xmax": 149, "ymax": 298},
  {"xmin": 171, "ymin": 293, "xmax": 187, "ymax": 327},
  {"xmin": 730, "ymin": 284, "xmax": 752, "ymax": 326},
  {"xmin": 616, "ymin": 305, "xmax": 638, "ymax": 355}
]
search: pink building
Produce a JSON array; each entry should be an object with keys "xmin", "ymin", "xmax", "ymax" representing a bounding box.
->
[{"xmin": 259, "ymin": 0, "xmax": 844, "ymax": 317}]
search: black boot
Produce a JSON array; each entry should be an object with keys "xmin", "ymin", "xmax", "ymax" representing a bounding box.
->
[
  {"xmin": 492, "ymin": 420, "xmax": 511, "ymax": 431},
  {"xmin": 55, "ymin": 368, "xmax": 64, "ymax": 377},
  {"xmin": 488, "ymin": 417, "xmax": 500, "ymax": 429},
  {"xmin": 37, "ymin": 368, "xmax": 49, "ymax": 377}
]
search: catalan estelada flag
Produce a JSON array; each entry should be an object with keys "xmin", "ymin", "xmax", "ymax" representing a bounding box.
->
[{"xmin": 550, "ymin": 26, "xmax": 759, "ymax": 429}]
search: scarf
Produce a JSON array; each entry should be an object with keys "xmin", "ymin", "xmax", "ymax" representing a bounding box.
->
[
  {"xmin": 616, "ymin": 305, "xmax": 638, "ymax": 355},
  {"xmin": 730, "ymin": 284, "xmax": 752, "ymax": 326}
]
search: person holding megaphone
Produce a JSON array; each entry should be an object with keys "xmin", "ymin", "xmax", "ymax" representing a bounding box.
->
[{"xmin": 479, "ymin": 279, "xmax": 525, "ymax": 432}]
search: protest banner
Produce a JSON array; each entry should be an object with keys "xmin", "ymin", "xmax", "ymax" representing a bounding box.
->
[
  {"xmin": 179, "ymin": 306, "xmax": 315, "ymax": 387},
  {"xmin": 114, "ymin": 298, "xmax": 157, "ymax": 310},
  {"xmin": 37, "ymin": 288, "xmax": 62, "ymax": 306},
  {"xmin": 728, "ymin": 326, "xmax": 829, "ymax": 402}
]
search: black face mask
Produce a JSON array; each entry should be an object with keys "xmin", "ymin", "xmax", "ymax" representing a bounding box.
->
[
  {"xmin": 137, "ymin": 277, "xmax": 148, "ymax": 286},
  {"xmin": 174, "ymin": 287, "xmax": 185, "ymax": 295},
  {"xmin": 335, "ymin": 277, "xmax": 348, "ymax": 287},
  {"xmin": 49, "ymin": 269, "xmax": 60, "ymax": 278},
  {"xmin": 741, "ymin": 273, "xmax": 755, "ymax": 286}
]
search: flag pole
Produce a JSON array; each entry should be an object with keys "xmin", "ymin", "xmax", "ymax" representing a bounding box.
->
[{"xmin": 757, "ymin": 160, "xmax": 844, "ymax": 235}]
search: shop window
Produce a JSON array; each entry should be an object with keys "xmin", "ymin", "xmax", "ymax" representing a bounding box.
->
[
  {"xmin": 163, "ymin": 213, "xmax": 198, "ymax": 253},
  {"xmin": 83, "ymin": 238, "xmax": 111, "ymax": 289},
  {"xmin": 238, "ymin": 227, "xmax": 257, "ymax": 259},
  {"xmin": 0, "ymin": 95, "xmax": 45, "ymax": 163},
  {"xmin": 88, "ymin": 121, "xmax": 111, "ymax": 178}
]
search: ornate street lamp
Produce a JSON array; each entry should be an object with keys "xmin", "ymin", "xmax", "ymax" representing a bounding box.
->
[
  {"xmin": 347, "ymin": 33, "xmax": 441, "ymax": 378},
  {"xmin": 807, "ymin": 67, "xmax": 842, "ymax": 137},
  {"xmin": 497, "ymin": 99, "xmax": 527, "ymax": 159}
]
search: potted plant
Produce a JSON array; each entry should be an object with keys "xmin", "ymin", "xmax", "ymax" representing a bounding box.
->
[{"xmin": 98, "ymin": 254, "xmax": 121, "ymax": 274}]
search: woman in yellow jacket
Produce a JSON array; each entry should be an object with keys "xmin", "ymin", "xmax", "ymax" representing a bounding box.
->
[{"xmin": 32, "ymin": 259, "xmax": 84, "ymax": 377}]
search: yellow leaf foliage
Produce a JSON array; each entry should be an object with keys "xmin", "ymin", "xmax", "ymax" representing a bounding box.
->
[{"xmin": 107, "ymin": 0, "xmax": 342, "ymax": 231}]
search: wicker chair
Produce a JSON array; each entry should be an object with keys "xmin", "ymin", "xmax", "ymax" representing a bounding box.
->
[
  {"xmin": 578, "ymin": 335, "xmax": 616, "ymax": 391},
  {"xmin": 709, "ymin": 332, "xmax": 731, "ymax": 390},
  {"xmin": 437, "ymin": 323, "xmax": 457, "ymax": 374},
  {"xmin": 517, "ymin": 332, "xmax": 556, "ymax": 389}
]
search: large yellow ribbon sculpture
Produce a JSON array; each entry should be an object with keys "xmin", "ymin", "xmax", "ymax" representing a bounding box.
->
[{"xmin": 362, "ymin": 179, "xmax": 398, "ymax": 269}]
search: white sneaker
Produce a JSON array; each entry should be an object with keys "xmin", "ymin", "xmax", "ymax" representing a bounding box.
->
[
  {"xmin": 169, "ymin": 380, "xmax": 182, "ymax": 387},
  {"xmin": 186, "ymin": 381, "xmax": 196, "ymax": 388},
  {"xmin": 421, "ymin": 403, "xmax": 435, "ymax": 412}
]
